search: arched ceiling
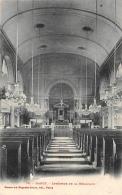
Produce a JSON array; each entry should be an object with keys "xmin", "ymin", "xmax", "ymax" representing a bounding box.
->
[
  {"xmin": 0, "ymin": 0, "xmax": 122, "ymax": 67},
  {"xmin": 23, "ymin": 53, "xmax": 100, "ymax": 102}
]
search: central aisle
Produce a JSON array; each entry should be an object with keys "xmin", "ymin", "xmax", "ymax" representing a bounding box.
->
[{"xmin": 35, "ymin": 137, "xmax": 100, "ymax": 175}]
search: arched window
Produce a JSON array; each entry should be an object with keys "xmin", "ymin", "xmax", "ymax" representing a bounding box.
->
[
  {"xmin": 3, "ymin": 55, "xmax": 14, "ymax": 82},
  {"xmin": 17, "ymin": 70, "xmax": 24, "ymax": 91},
  {"xmin": 116, "ymin": 63, "xmax": 122, "ymax": 79},
  {"xmin": 99, "ymin": 77, "xmax": 109, "ymax": 100},
  {"xmin": 2, "ymin": 58, "xmax": 8, "ymax": 76}
]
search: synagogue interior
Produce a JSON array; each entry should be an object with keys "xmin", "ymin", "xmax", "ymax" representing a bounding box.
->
[{"xmin": 0, "ymin": 0, "xmax": 122, "ymax": 179}]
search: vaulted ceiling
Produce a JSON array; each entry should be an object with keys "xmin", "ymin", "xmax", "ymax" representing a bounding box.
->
[{"xmin": 1, "ymin": 0, "xmax": 122, "ymax": 67}]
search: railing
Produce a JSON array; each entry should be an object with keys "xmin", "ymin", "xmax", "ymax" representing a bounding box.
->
[
  {"xmin": 0, "ymin": 128, "xmax": 51, "ymax": 180},
  {"xmin": 73, "ymin": 128, "xmax": 122, "ymax": 175}
]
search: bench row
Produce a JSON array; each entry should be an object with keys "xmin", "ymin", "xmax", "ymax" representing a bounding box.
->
[
  {"xmin": 73, "ymin": 128, "xmax": 122, "ymax": 175},
  {"xmin": 0, "ymin": 128, "xmax": 51, "ymax": 180}
]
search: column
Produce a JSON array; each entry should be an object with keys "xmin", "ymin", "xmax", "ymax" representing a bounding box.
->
[
  {"xmin": 0, "ymin": 109, "xmax": 3, "ymax": 129},
  {"xmin": 108, "ymin": 103, "xmax": 114, "ymax": 129},
  {"xmin": 0, "ymin": 46, "xmax": 3, "ymax": 128},
  {"xmin": 0, "ymin": 37, "xmax": 3, "ymax": 128},
  {"xmin": 45, "ymin": 97, "xmax": 49, "ymax": 111},
  {"xmin": 0, "ymin": 49, "xmax": 3, "ymax": 128},
  {"xmin": 0, "ymin": 32, "xmax": 3, "ymax": 73}
]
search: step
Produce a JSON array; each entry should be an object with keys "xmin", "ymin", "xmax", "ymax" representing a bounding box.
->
[
  {"xmin": 51, "ymin": 139, "xmax": 74, "ymax": 141},
  {"xmin": 51, "ymin": 139, "xmax": 74, "ymax": 142},
  {"xmin": 46, "ymin": 150, "xmax": 82, "ymax": 154},
  {"xmin": 46, "ymin": 150, "xmax": 82, "ymax": 153},
  {"xmin": 36, "ymin": 164, "xmax": 97, "ymax": 174},
  {"xmin": 50, "ymin": 142, "xmax": 74, "ymax": 145},
  {"xmin": 49, "ymin": 142, "xmax": 76, "ymax": 146},
  {"xmin": 51, "ymin": 140, "xmax": 74, "ymax": 143},
  {"xmin": 49, "ymin": 143, "xmax": 76, "ymax": 145},
  {"xmin": 51, "ymin": 138, "xmax": 73, "ymax": 140},
  {"xmin": 52, "ymin": 137, "xmax": 72, "ymax": 139},
  {"xmin": 35, "ymin": 137, "xmax": 99, "ymax": 175},
  {"xmin": 44, "ymin": 153, "xmax": 86, "ymax": 158},
  {"xmin": 44, "ymin": 158, "xmax": 89, "ymax": 164},
  {"xmin": 48, "ymin": 146, "xmax": 76, "ymax": 148},
  {"xmin": 48, "ymin": 146, "xmax": 77, "ymax": 149}
]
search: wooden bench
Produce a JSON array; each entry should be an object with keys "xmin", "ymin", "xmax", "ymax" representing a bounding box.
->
[
  {"xmin": 0, "ymin": 128, "xmax": 51, "ymax": 180},
  {"xmin": 73, "ymin": 128, "xmax": 122, "ymax": 175}
]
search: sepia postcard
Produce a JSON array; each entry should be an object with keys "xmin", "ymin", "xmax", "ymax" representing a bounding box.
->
[{"xmin": 0, "ymin": 0, "xmax": 122, "ymax": 195}]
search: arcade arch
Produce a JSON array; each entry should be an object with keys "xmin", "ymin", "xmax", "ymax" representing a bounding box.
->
[{"xmin": 49, "ymin": 82, "xmax": 74, "ymax": 123}]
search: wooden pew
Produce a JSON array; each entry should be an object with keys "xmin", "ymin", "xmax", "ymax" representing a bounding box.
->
[
  {"xmin": 73, "ymin": 128, "xmax": 122, "ymax": 175},
  {"xmin": 0, "ymin": 128, "xmax": 51, "ymax": 180},
  {"xmin": 0, "ymin": 143, "xmax": 7, "ymax": 179},
  {"xmin": 0, "ymin": 140, "xmax": 22, "ymax": 179}
]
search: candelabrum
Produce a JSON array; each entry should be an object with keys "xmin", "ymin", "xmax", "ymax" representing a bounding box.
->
[
  {"xmin": 25, "ymin": 97, "xmax": 42, "ymax": 115},
  {"xmin": 76, "ymin": 104, "xmax": 91, "ymax": 116},
  {"xmin": 75, "ymin": 97, "xmax": 101, "ymax": 116},
  {"xmin": 89, "ymin": 98, "xmax": 101, "ymax": 113},
  {"xmin": 102, "ymin": 83, "xmax": 122, "ymax": 107},
  {"xmin": 5, "ymin": 83, "xmax": 26, "ymax": 106}
]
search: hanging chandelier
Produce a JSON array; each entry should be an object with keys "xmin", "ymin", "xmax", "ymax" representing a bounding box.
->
[
  {"xmin": 5, "ymin": 81, "xmax": 27, "ymax": 106},
  {"xmin": 26, "ymin": 2, "xmax": 41, "ymax": 116},
  {"xmin": 103, "ymin": 83, "xmax": 122, "ymax": 106},
  {"xmin": 102, "ymin": 0, "xmax": 119, "ymax": 105},
  {"xmin": 78, "ymin": 56, "xmax": 91, "ymax": 116},
  {"xmin": 5, "ymin": 1, "xmax": 26, "ymax": 106},
  {"xmin": 89, "ymin": 60, "xmax": 101, "ymax": 113},
  {"xmin": 89, "ymin": 0, "xmax": 101, "ymax": 113},
  {"xmin": 89, "ymin": 98, "xmax": 101, "ymax": 113},
  {"xmin": 77, "ymin": 28, "xmax": 92, "ymax": 116},
  {"xmin": 80, "ymin": 105, "xmax": 91, "ymax": 116}
]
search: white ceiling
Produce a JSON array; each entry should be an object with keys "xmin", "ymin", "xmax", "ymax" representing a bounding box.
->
[{"xmin": 0, "ymin": 0, "xmax": 122, "ymax": 66}]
